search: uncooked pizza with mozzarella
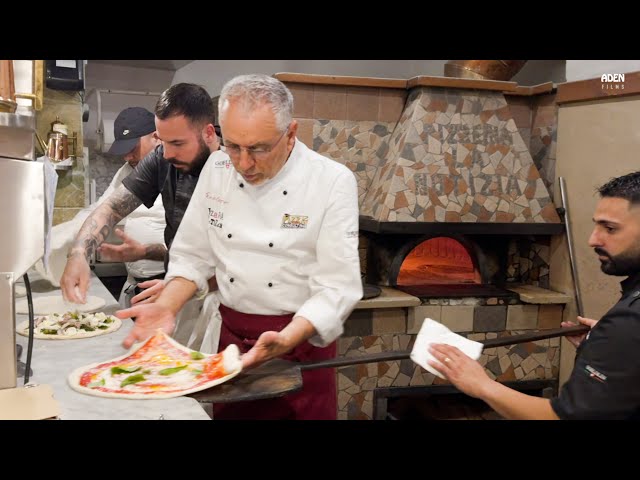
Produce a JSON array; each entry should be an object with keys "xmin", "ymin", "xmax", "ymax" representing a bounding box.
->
[
  {"xmin": 17, "ymin": 311, "xmax": 122, "ymax": 340},
  {"xmin": 68, "ymin": 330, "xmax": 242, "ymax": 399}
]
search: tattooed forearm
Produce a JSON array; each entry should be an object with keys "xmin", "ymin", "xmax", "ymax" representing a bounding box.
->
[
  {"xmin": 144, "ymin": 244, "xmax": 168, "ymax": 261},
  {"xmin": 68, "ymin": 185, "xmax": 143, "ymax": 262},
  {"xmin": 106, "ymin": 184, "xmax": 144, "ymax": 219}
]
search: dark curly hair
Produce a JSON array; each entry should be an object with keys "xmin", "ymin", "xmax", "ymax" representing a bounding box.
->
[{"xmin": 598, "ymin": 171, "xmax": 640, "ymax": 206}]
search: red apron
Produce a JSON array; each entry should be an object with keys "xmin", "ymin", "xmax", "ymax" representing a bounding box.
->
[{"xmin": 212, "ymin": 303, "xmax": 337, "ymax": 420}]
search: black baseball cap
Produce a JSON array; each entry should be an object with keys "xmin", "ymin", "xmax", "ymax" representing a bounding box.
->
[{"xmin": 108, "ymin": 107, "xmax": 156, "ymax": 155}]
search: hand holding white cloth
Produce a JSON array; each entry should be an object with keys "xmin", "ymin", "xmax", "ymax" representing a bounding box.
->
[{"xmin": 410, "ymin": 319, "xmax": 483, "ymax": 379}]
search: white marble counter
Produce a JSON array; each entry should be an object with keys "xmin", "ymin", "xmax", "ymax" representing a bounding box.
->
[{"xmin": 14, "ymin": 272, "xmax": 211, "ymax": 420}]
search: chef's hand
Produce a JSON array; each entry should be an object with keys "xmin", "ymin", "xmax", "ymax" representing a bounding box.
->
[
  {"xmin": 131, "ymin": 279, "xmax": 165, "ymax": 305},
  {"xmin": 60, "ymin": 253, "xmax": 90, "ymax": 303},
  {"xmin": 561, "ymin": 316, "xmax": 598, "ymax": 348},
  {"xmin": 241, "ymin": 331, "xmax": 290, "ymax": 370},
  {"xmin": 97, "ymin": 228, "xmax": 145, "ymax": 263},
  {"xmin": 116, "ymin": 303, "xmax": 176, "ymax": 349},
  {"xmin": 428, "ymin": 344, "xmax": 493, "ymax": 399}
]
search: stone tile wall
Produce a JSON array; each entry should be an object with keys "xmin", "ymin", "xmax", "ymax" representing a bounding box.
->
[{"xmin": 338, "ymin": 300, "xmax": 564, "ymax": 419}]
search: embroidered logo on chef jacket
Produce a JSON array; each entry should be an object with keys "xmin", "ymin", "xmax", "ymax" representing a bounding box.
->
[
  {"xmin": 281, "ymin": 213, "xmax": 308, "ymax": 229},
  {"xmin": 214, "ymin": 158, "xmax": 232, "ymax": 169},
  {"xmin": 346, "ymin": 230, "xmax": 359, "ymax": 238},
  {"xmin": 208, "ymin": 208, "xmax": 223, "ymax": 228},
  {"xmin": 585, "ymin": 365, "xmax": 607, "ymax": 383}
]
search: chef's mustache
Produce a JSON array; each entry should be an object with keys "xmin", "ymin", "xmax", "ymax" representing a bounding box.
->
[{"xmin": 594, "ymin": 247, "xmax": 611, "ymax": 259}]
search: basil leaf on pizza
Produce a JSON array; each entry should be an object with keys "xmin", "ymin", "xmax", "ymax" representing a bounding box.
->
[
  {"xmin": 17, "ymin": 311, "xmax": 122, "ymax": 340},
  {"xmin": 68, "ymin": 330, "xmax": 242, "ymax": 399}
]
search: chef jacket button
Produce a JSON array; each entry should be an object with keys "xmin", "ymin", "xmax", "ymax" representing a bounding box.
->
[
  {"xmin": 269, "ymin": 242, "xmax": 273, "ymax": 247},
  {"xmin": 239, "ymin": 183, "xmax": 244, "ymax": 188},
  {"xmin": 230, "ymin": 278, "xmax": 234, "ymax": 283},
  {"xmin": 227, "ymin": 233, "xmax": 232, "ymax": 238},
  {"xmin": 268, "ymin": 282, "xmax": 273, "ymax": 287},
  {"xmin": 283, "ymin": 190, "xmax": 287, "ymax": 195}
]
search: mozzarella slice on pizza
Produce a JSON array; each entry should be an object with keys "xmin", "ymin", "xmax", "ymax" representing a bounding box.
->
[{"xmin": 68, "ymin": 330, "xmax": 242, "ymax": 399}]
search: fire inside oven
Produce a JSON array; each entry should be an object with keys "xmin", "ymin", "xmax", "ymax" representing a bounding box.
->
[{"xmin": 396, "ymin": 237, "xmax": 481, "ymax": 286}]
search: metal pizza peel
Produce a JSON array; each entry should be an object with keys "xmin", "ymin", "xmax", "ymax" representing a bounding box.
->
[{"xmin": 188, "ymin": 324, "xmax": 588, "ymax": 404}]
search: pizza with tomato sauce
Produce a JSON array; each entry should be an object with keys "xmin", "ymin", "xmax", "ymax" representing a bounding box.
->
[{"xmin": 68, "ymin": 330, "xmax": 242, "ymax": 399}]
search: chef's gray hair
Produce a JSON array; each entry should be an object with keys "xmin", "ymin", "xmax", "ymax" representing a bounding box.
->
[{"xmin": 219, "ymin": 74, "xmax": 294, "ymax": 133}]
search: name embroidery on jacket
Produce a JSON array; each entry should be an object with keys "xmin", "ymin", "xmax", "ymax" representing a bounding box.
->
[
  {"xmin": 205, "ymin": 192, "xmax": 228, "ymax": 204},
  {"xmin": 281, "ymin": 213, "xmax": 308, "ymax": 229},
  {"xmin": 208, "ymin": 208, "xmax": 223, "ymax": 228}
]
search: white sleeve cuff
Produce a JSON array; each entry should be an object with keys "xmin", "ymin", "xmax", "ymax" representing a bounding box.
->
[{"xmin": 164, "ymin": 266, "xmax": 209, "ymax": 300}]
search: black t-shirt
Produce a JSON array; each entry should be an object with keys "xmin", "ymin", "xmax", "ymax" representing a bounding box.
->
[
  {"xmin": 121, "ymin": 144, "xmax": 202, "ymax": 252},
  {"xmin": 551, "ymin": 272, "xmax": 640, "ymax": 419}
]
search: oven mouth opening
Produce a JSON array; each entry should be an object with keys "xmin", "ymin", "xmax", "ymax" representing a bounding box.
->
[{"xmin": 374, "ymin": 380, "xmax": 556, "ymax": 420}]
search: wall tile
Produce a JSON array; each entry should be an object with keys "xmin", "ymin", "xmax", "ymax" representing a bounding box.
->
[
  {"xmin": 313, "ymin": 85, "xmax": 347, "ymax": 120},
  {"xmin": 288, "ymin": 83, "xmax": 314, "ymax": 118},
  {"xmin": 506, "ymin": 304, "xmax": 539, "ymax": 330},
  {"xmin": 295, "ymin": 118, "xmax": 314, "ymax": 149},
  {"xmin": 344, "ymin": 310, "xmax": 373, "ymax": 336},
  {"xmin": 538, "ymin": 304, "xmax": 563, "ymax": 329},
  {"xmin": 407, "ymin": 305, "xmax": 441, "ymax": 334},
  {"xmin": 346, "ymin": 87, "xmax": 380, "ymax": 121},
  {"xmin": 474, "ymin": 306, "xmax": 507, "ymax": 332},
  {"xmin": 372, "ymin": 308, "xmax": 406, "ymax": 334},
  {"xmin": 379, "ymin": 88, "xmax": 407, "ymax": 122},
  {"xmin": 440, "ymin": 306, "xmax": 474, "ymax": 332}
]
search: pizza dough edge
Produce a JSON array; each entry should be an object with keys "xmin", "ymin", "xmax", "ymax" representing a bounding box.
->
[
  {"xmin": 16, "ymin": 317, "xmax": 122, "ymax": 340},
  {"xmin": 67, "ymin": 330, "xmax": 243, "ymax": 400},
  {"xmin": 15, "ymin": 295, "xmax": 107, "ymax": 315}
]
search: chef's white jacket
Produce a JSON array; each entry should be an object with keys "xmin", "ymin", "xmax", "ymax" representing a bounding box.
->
[{"xmin": 166, "ymin": 139, "xmax": 363, "ymax": 347}]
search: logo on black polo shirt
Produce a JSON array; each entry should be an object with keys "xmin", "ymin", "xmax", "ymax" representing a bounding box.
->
[{"xmin": 585, "ymin": 365, "xmax": 607, "ymax": 383}]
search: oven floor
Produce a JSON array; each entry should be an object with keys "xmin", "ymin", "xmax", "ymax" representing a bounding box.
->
[{"xmin": 395, "ymin": 284, "xmax": 518, "ymax": 298}]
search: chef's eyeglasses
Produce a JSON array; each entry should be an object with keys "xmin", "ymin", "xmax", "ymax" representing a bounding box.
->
[{"xmin": 221, "ymin": 124, "xmax": 290, "ymax": 161}]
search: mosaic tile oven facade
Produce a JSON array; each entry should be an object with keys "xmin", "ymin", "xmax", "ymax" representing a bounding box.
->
[
  {"xmin": 339, "ymin": 299, "xmax": 564, "ymax": 419},
  {"xmin": 278, "ymin": 74, "xmax": 563, "ymax": 419}
]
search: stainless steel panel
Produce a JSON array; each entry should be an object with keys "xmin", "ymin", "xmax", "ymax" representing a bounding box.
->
[
  {"xmin": 0, "ymin": 112, "xmax": 35, "ymax": 160},
  {"xmin": 0, "ymin": 273, "xmax": 17, "ymax": 389},
  {"xmin": 0, "ymin": 114, "xmax": 42, "ymax": 390},
  {"xmin": 0, "ymin": 159, "xmax": 44, "ymax": 275}
]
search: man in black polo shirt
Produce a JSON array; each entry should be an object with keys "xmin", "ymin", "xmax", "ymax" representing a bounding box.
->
[
  {"xmin": 428, "ymin": 171, "xmax": 640, "ymax": 419},
  {"xmin": 60, "ymin": 83, "xmax": 219, "ymax": 308}
]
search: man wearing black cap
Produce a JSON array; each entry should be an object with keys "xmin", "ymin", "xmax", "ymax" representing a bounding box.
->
[
  {"xmin": 99, "ymin": 107, "xmax": 167, "ymax": 306},
  {"xmin": 108, "ymin": 107, "xmax": 160, "ymax": 165}
]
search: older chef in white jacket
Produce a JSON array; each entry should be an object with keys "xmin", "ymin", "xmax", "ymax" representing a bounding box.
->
[{"xmin": 117, "ymin": 74, "xmax": 363, "ymax": 419}]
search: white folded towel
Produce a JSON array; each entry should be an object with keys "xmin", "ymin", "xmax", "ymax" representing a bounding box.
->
[{"xmin": 410, "ymin": 318, "xmax": 483, "ymax": 379}]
